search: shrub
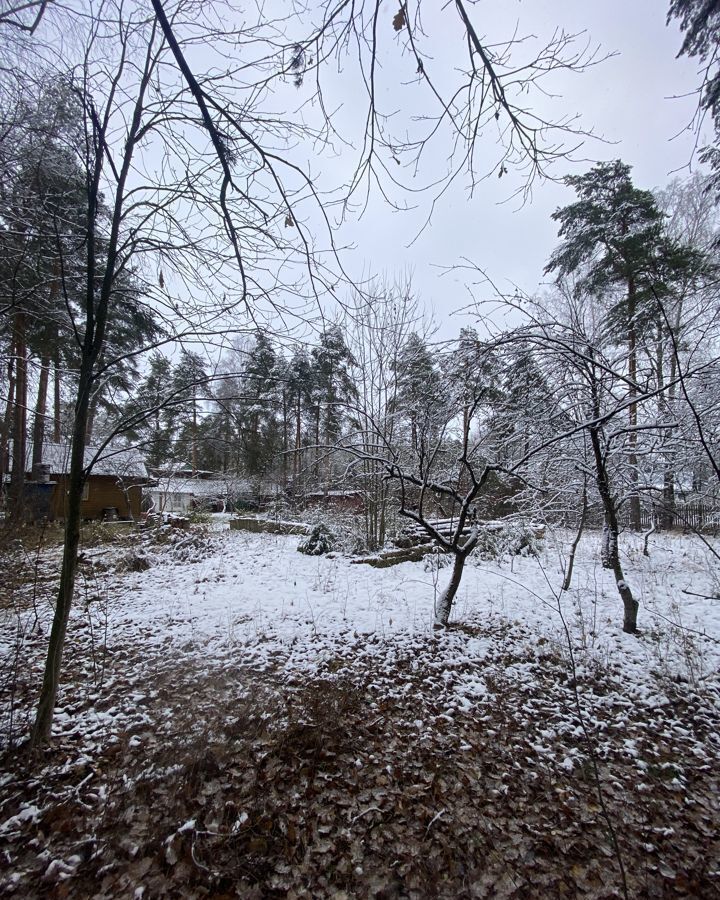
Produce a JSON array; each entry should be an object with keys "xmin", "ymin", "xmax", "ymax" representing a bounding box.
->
[
  {"xmin": 298, "ymin": 522, "xmax": 336, "ymax": 556},
  {"xmin": 472, "ymin": 520, "xmax": 544, "ymax": 561}
]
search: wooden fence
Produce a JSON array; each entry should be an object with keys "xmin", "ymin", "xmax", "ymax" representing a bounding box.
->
[{"xmin": 622, "ymin": 502, "xmax": 720, "ymax": 532}]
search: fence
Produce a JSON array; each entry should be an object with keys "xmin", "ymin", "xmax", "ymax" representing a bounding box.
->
[{"xmin": 623, "ymin": 501, "xmax": 720, "ymax": 532}]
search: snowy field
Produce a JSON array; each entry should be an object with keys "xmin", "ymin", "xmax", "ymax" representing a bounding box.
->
[{"xmin": 1, "ymin": 522, "xmax": 719, "ymax": 897}]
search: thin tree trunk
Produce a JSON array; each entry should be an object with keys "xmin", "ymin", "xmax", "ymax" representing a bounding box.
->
[
  {"xmin": 9, "ymin": 313, "xmax": 28, "ymax": 522},
  {"xmin": 661, "ymin": 319, "xmax": 677, "ymax": 530},
  {"xmin": 281, "ymin": 387, "xmax": 288, "ymax": 488},
  {"xmin": 562, "ymin": 481, "xmax": 587, "ymax": 591},
  {"xmin": 314, "ymin": 405, "xmax": 320, "ymax": 482},
  {"xmin": 627, "ymin": 277, "xmax": 642, "ymax": 531},
  {"xmin": 294, "ymin": 393, "xmax": 301, "ymax": 482},
  {"xmin": 191, "ymin": 400, "xmax": 198, "ymax": 474},
  {"xmin": 0, "ymin": 350, "xmax": 15, "ymax": 495},
  {"xmin": 30, "ymin": 365, "xmax": 93, "ymax": 747},
  {"xmin": 53, "ymin": 348, "xmax": 62, "ymax": 443},
  {"xmin": 32, "ymin": 354, "xmax": 51, "ymax": 467},
  {"xmin": 590, "ymin": 426, "xmax": 639, "ymax": 633}
]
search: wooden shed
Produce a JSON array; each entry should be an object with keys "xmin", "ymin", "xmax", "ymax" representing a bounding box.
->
[{"xmin": 10, "ymin": 442, "xmax": 150, "ymax": 522}]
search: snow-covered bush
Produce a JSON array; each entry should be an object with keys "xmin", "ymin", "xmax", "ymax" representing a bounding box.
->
[
  {"xmin": 116, "ymin": 551, "xmax": 152, "ymax": 572},
  {"xmin": 298, "ymin": 522, "xmax": 336, "ymax": 556},
  {"xmin": 471, "ymin": 520, "xmax": 544, "ymax": 561},
  {"xmin": 423, "ymin": 547, "xmax": 451, "ymax": 572}
]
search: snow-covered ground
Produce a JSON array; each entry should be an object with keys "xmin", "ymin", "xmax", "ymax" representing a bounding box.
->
[
  {"xmin": 1, "ymin": 524, "xmax": 719, "ymax": 897},
  {"xmin": 51, "ymin": 525, "xmax": 720, "ymax": 698}
]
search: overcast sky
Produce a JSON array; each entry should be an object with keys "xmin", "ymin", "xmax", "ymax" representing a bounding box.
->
[{"xmin": 316, "ymin": 0, "xmax": 710, "ymax": 338}]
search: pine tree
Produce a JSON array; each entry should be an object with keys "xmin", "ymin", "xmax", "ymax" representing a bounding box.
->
[
  {"xmin": 239, "ymin": 331, "xmax": 281, "ymax": 476},
  {"xmin": 171, "ymin": 350, "xmax": 209, "ymax": 473},
  {"xmin": 122, "ymin": 352, "xmax": 175, "ymax": 469},
  {"xmin": 668, "ymin": 0, "xmax": 720, "ymax": 200},
  {"xmin": 546, "ymin": 160, "xmax": 668, "ymax": 530},
  {"xmin": 0, "ymin": 89, "xmax": 88, "ymax": 514},
  {"xmin": 310, "ymin": 325, "xmax": 356, "ymax": 483},
  {"xmin": 392, "ymin": 332, "xmax": 442, "ymax": 455}
]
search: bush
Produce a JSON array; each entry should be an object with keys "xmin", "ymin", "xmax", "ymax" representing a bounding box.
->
[
  {"xmin": 472, "ymin": 520, "xmax": 544, "ymax": 561},
  {"xmin": 298, "ymin": 522, "xmax": 336, "ymax": 556}
]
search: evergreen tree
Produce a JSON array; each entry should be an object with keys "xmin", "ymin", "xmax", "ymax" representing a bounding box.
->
[
  {"xmin": 0, "ymin": 91, "xmax": 88, "ymax": 512},
  {"xmin": 310, "ymin": 325, "xmax": 356, "ymax": 481},
  {"xmin": 122, "ymin": 352, "xmax": 175, "ymax": 469},
  {"xmin": 546, "ymin": 160, "xmax": 669, "ymax": 529},
  {"xmin": 171, "ymin": 350, "xmax": 209, "ymax": 473},
  {"xmin": 668, "ymin": 0, "xmax": 720, "ymax": 200},
  {"xmin": 392, "ymin": 332, "xmax": 442, "ymax": 454},
  {"xmin": 238, "ymin": 331, "xmax": 281, "ymax": 476}
]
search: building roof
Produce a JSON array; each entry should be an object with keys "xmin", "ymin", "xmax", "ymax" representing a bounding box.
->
[
  {"xmin": 148, "ymin": 477, "xmax": 238, "ymax": 497},
  {"xmin": 11, "ymin": 442, "xmax": 149, "ymax": 480}
]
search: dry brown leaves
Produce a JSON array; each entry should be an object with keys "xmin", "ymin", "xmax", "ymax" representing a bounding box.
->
[{"xmin": 1, "ymin": 620, "xmax": 719, "ymax": 899}]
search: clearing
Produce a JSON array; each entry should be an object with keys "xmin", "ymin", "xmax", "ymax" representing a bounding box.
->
[{"xmin": 1, "ymin": 521, "xmax": 719, "ymax": 898}]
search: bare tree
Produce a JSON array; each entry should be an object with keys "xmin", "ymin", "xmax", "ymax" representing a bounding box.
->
[
  {"xmin": 2, "ymin": 0, "xmax": 613, "ymax": 745},
  {"xmin": 8, "ymin": 1, "xmax": 338, "ymax": 747},
  {"xmin": 343, "ymin": 277, "xmax": 427, "ymax": 550}
]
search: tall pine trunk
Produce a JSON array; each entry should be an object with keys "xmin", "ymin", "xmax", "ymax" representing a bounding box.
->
[
  {"xmin": 53, "ymin": 347, "xmax": 62, "ymax": 443},
  {"xmin": 0, "ymin": 350, "xmax": 15, "ymax": 497},
  {"xmin": 32, "ymin": 354, "xmax": 51, "ymax": 467},
  {"xmin": 294, "ymin": 393, "xmax": 301, "ymax": 483},
  {"xmin": 281, "ymin": 387, "xmax": 288, "ymax": 489},
  {"xmin": 9, "ymin": 313, "xmax": 28, "ymax": 522}
]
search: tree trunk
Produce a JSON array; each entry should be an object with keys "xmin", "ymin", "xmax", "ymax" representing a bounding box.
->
[
  {"xmin": 53, "ymin": 348, "xmax": 62, "ymax": 443},
  {"xmin": 562, "ymin": 482, "xmax": 587, "ymax": 591},
  {"xmin": 0, "ymin": 350, "xmax": 15, "ymax": 495},
  {"xmin": 435, "ymin": 550, "xmax": 468, "ymax": 626},
  {"xmin": 434, "ymin": 525, "xmax": 479, "ymax": 626},
  {"xmin": 294, "ymin": 393, "xmax": 301, "ymax": 482},
  {"xmin": 30, "ymin": 365, "xmax": 93, "ymax": 747},
  {"xmin": 600, "ymin": 519, "xmax": 618, "ymax": 570},
  {"xmin": 660, "ymin": 321, "xmax": 677, "ymax": 530},
  {"xmin": 85, "ymin": 393, "xmax": 98, "ymax": 445},
  {"xmin": 627, "ymin": 277, "xmax": 642, "ymax": 531},
  {"xmin": 314, "ymin": 404, "xmax": 321, "ymax": 482},
  {"xmin": 590, "ymin": 426, "xmax": 638, "ymax": 633},
  {"xmin": 191, "ymin": 400, "xmax": 198, "ymax": 474},
  {"xmin": 661, "ymin": 472, "xmax": 676, "ymax": 531},
  {"xmin": 281, "ymin": 387, "xmax": 288, "ymax": 488},
  {"xmin": 9, "ymin": 313, "xmax": 28, "ymax": 522},
  {"xmin": 32, "ymin": 354, "xmax": 51, "ymax": 467}
]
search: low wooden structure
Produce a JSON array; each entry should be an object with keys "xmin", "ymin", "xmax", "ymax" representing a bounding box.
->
[
  {"xmin": 229, "ymin": 516, "xmax": 311, "ymax": 536},
  {"xmin": 9, "ymin": 442, "xmax": 149, "ymax": 522}
]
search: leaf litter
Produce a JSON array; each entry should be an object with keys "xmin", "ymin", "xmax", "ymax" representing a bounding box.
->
[{"xmin": 1, "ymin": 523, "xmax": 719, "ymax": 897}]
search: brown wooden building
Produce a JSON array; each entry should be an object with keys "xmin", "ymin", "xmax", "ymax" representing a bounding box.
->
[{"xmin": 9, "ymin": 442, "xmax": 150, "ymax": 522}]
